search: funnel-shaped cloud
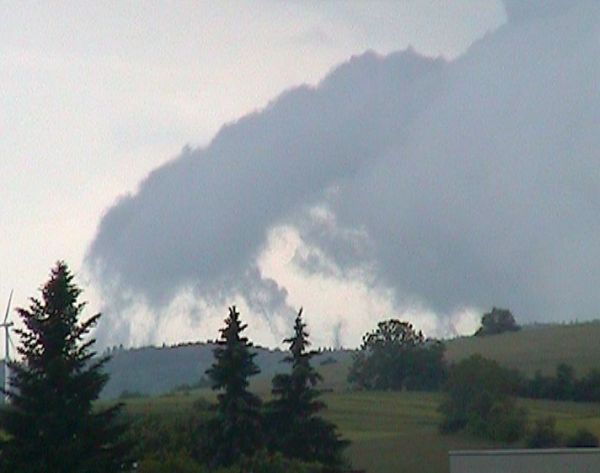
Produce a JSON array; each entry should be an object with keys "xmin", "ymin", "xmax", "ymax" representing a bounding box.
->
[{"xmin": 87, "ymin": 0, "xmax": 600, "ymax": 346}]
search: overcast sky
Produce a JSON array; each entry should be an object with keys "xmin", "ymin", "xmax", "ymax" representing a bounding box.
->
[{"xmin": 0, "ymin": 1, "xmax": 527, "ymax": 349}]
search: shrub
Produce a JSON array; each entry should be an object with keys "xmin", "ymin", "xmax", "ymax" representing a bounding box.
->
[
  {"xmin": 526, "ymin": 417, "xmax": 562, "ymax": 448},
  {"xmin": 319, "ymin": 357, "xmax": 338, "ymax": 366},
  {"xmin": 575, "ymin": 369, "xmax": 600, "ymax": 402},
  {"xmin": 439, "ymin": 355, "xmax": 525, "ymax": 442},
  {"xmin": 148, "ymin": 451, "xmax": 323, "ymax": 473},
  {"xmin": 232, "ymin": 451, "xmax": 324, "ymax": 473},
  {"xmin": 467, "ymin": 398, "xmax": 526, "ymax": 442},
  {"xmin": 127, "ymin": 402, "xmax": 211, "ymax": 465},
  {"xmin": 137, "ymin": 452, "xmax": 205, "ymax": 473},
  {"xmin": 119, "ymin": 390, "xmax": 146, "ymax": 400},
  {"xmin": 566, "ymin": 429, "xmax": 599, "ymax": 448}
]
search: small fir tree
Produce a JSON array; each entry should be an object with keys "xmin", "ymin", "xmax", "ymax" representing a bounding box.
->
[
  {"xmin": 267, "ymin": 309, "xmax": 348, "ymax": 471},
  {"xmin": 0, "ymin": 261, "xmax": 131, "ymax": 473},
  {"xmin": 204, "ymin": 306, "xmax": 263, "ymax": 468}
]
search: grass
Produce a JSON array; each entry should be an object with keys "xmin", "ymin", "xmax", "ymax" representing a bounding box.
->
[
  {"xmin": 119, "ymin": 392, "xmax": 208, "ymax": 416},
  {"xmin": 445, "ymin": 321, "xmax": 600, "ymax": 376},
  {"xmin": 11, "ymin": 322, "xmax": 600, "ymax": 472},
  {"xmin": 246, "ymin": 352, "xmax": 354, "ymax": 394},
  {"xmin": 268, "ymin": 321, "xmax": 600, "ymax": 391},
  {"xmin": 118, "ymin": 389, "xmax": 600, "ymax": 473},
  {"xmin": 115, "ymin": 322, "xmax": 600, "ymax": 473},
  {"xmin": 248, "ymin": 321, "xmax": 600, "ymax": 393},
  {"xmin": 320, "ymin": 391, "xmax": 498, "ymax": 473}
]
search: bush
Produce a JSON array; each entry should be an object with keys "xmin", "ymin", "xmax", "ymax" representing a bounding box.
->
[
  {"xmin": 566, "ymin": 429, "xmax": 599, "ymax": 448},
  {"xmin": 526, "ymin": 417, "xmax": 562, "ymax": 448},
  {"xmin": 319, "ymin": 356, "xmax": 338, "ymax": 366},
  {"xmin": 439, "ymin": 355, "xmax": 525, "ymax": 442},
  {"xmin": 119, "ymin": 389, "xmax": 146, "ymax": 400},
  {"xmin": 160, "ymin": 451, "xmax": 322, "ymax": 473},
  {"xmin": 171, "ymin": 376, "xmax": 212, "ymax": 394},
  {"xmin": 467, "ymin": 398, "xmax": 527, "ymax": 442},
  {"xmin": 127, "ymin": 401, "xmax": 212, "ymax": 465},
  {"xmin": 137, "ymin": 452, "xmax": 205, "ymax": 473},
  {"xmin": 519, "ymin": 364, "xmax": 600, "ymax": 403},
  {"xmin": 575, "ymin": 369, "xmax": 600, "ymax": 402},
  {"xmin": 232, "ymin": 451, "xmax": 324, "ymax": 473}
]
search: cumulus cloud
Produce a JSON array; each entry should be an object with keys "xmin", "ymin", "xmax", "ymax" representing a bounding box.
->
[{"xmin": 87, "ymin": 0, "xmax": 600, "ymax": 347}]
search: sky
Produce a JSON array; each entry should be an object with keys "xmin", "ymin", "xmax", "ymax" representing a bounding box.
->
[{"xmin": 6, "ymin": 1, "xmax": 596, "ymax": 350}]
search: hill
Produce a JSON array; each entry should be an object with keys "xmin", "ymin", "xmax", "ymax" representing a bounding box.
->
[
  {"xmin": 119, "ymin": 390, "xmax": 600, "ymax": 473},
  {"xmin": 99, "ymin": 343, "xmax": 353, "ymax": 399},
  {"xmin": 445, "ymin": 321, "xmax": 600, "ymax": 377},
  {"xmin": 3, "ymin": 321, "xmax": 600, "ymax": 399},
  {"xmin": 100, "ymin": 321, "xmax": 600, "ymax": 398},
  {"xmin": 0, "ymin": 342, "xmax": 352, "ymax": 400}
]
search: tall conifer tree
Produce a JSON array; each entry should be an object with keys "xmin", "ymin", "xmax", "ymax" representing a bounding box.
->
[
  {"xmin": 267, "ymin": 309, "xmax": 348, "ymax": 471},
  {"xmin": 204, "ymin": 306, "xmax": 262, "ymax": 467},
  {"xmin": 0, "ymin": 261, "xmax": 131, "ymax": 473}
]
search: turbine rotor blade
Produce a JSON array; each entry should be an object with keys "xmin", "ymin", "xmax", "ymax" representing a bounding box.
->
[{"xmin": 3, "ymin": 290, "xmax": 13, "ymax": 324}]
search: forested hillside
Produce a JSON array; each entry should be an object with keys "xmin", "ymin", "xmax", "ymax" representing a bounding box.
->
[
  {"xmin": 99, "ymin": 343, "xmax": 353, "ymax": 399},
  {"xmin": 2, "ymin": 321, "xmax": 599, "ymax": 400},
  {"xmin": 101, "ymin": 321, "xmax": 600, "ymax": 398}
]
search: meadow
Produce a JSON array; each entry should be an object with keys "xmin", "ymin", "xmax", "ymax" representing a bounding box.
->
[
  {"xmin": 120, "ymin": 389, "xmax": 600, "ymax": 473},
  {"xmin": 445, "ymin": 321, "xmax": 600, "ymax": 377},
  {"xmin": 117, "ymin": 322, "xmax": 600, "ymax": 472},
  {"xmin": 8, "ymin": 321, "xmax": 600, "ymax": 472}
]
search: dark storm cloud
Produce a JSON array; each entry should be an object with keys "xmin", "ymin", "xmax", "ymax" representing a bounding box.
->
[
  {"xmin": 87, "ymin": 0, "xmax": 600, "ymax": 342},
  {"xmin": 87, "ymin": 50, "xmax": 445, "ymax": 326}
]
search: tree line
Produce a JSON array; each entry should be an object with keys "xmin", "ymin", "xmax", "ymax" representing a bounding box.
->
[
  {"xmin": 0, "ymin": 262, "xmax": 348, "ymax": 473},
  {"xmin": 4, "ymin": 261, "xmax": 599, "ymax": 471},
  {"xmin": 346, "ymin": 313, "xmax": 600, "ymax": 447},
  {"xmin": 346, "ymin": 311, "xmax": 600, "ymax": 404},
  {"xmin": 519, "ymin": 364, "xmax": 600, "ymax": 402},
  {"xmin": 438, "ymin": 354, "xmax": 600, "ymax": 448}
]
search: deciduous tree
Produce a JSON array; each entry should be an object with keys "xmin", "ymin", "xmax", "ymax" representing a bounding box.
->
[
  {"xmin": 475, "ymin": 307, "xmax": 520, "ymax": 336},
  {"xmin": 439, "ymin": 355, "xmax": 526, "ymax": 442},
  {"xmin": 348, "ymin": 319, "xmax": 446, "ymax": 391}
]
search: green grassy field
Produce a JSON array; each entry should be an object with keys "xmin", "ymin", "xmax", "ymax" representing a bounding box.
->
[
  {"xmin": 445, "ymin": 321, "xmax": 600, "ymax": 376},
  {"xmin": 120, "ymin": 389, "xmax": 600, "ymax": 473},
  {"xmin": 319, "ymin": 391, "xmax": 497, "ymax": 473},
  {"xmin": 303, "ymin": 321, "xmax": 600, "ymax": 388},
  {"xmin": 9, "ymin": 322, "xmax": 600, "ymax": 472}
]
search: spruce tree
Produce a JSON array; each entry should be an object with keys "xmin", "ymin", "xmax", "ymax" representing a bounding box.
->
[
  {"xmin": 266, "ymin": 309, "xmax": 348, "ymax": 471},
  {"xmin": 0, "ymin": 262, "xmax": 131, "ymax": 473},
  {"xmin": 204, "ymin": 306, "xmax": 262, "ymax": 468}
]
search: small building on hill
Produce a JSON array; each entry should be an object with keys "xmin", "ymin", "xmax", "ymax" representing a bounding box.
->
[{"xmin": 449, "ymin": 448, "xmax": 600, "ymax": 473}]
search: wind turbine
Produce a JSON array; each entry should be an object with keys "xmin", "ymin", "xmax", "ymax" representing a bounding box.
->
[{"xmin": 0, "ymin": 290, "xmax": 14, "ymax": 403}]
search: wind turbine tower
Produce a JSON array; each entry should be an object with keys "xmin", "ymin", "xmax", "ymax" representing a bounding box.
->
[{"xmin": 0, "ymin": 290, "xmax": 14, "ymax": 403}]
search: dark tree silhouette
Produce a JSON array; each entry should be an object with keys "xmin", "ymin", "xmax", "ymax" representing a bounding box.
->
[
  {"xmin": 348, "ymin": 319, "xmax": 446, "ymax": 391},
  {"xmin": 0, "ymin": 261, "xmax": 131, "ymax": 473},
  {"xmin": 475, "ymin": 307, "xmax": 520, "ymax": 336},
  {"xmin": 267, "ymin": 309, "xmax": 348, "ymax": 471},
  {"xmin": 439, "ymin": 355, "xmax": 526, "ymax": 442},
  {"xmin": 204, "ymin": 306, "xmax": 262, "ymax": 468}
]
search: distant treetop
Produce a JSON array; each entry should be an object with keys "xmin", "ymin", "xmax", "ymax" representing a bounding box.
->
[{"xmin": 475, "ymin": 307, "xmax": 520, "ymax": 336}]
